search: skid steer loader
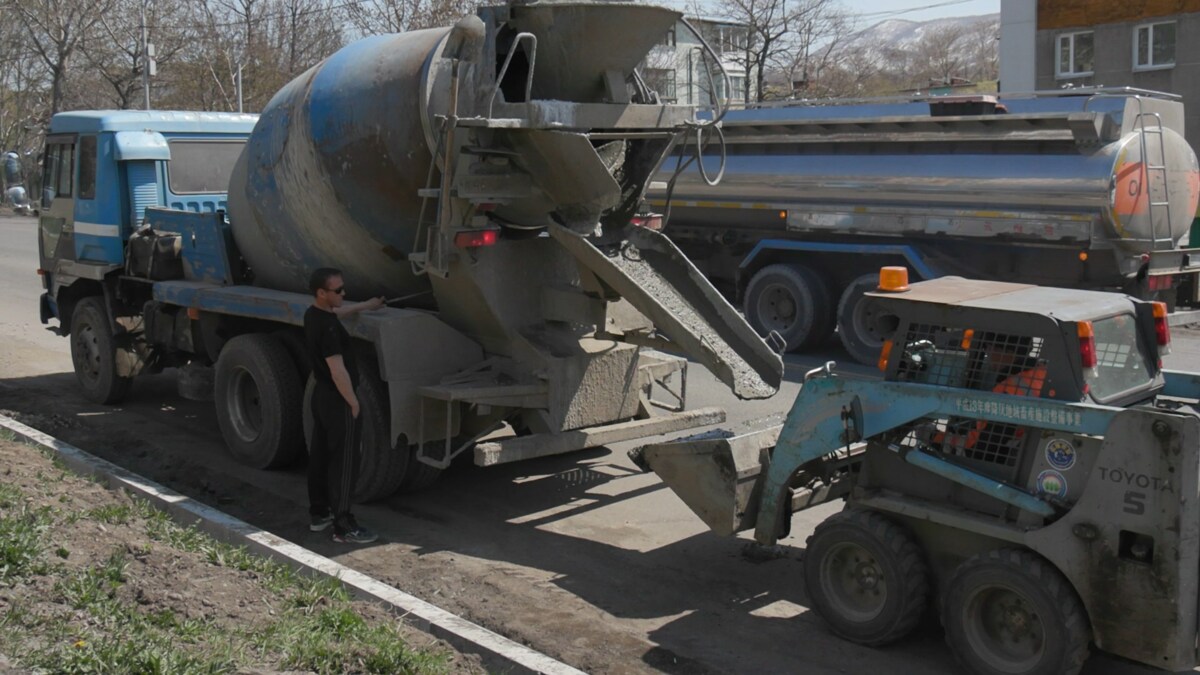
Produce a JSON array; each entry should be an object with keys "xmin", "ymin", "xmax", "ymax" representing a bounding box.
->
[{"xmin": 634, "ymin": 268, "xmax": 1197, "ymax": 675}]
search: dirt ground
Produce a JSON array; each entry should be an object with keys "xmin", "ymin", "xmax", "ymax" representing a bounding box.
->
[{"xmin": 0, "ymin": 435, "xmax": 483, "ymax": 673}]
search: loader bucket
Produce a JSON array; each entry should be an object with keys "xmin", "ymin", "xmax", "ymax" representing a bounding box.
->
[
  {"xmin": 552, "ymin": 225, "xmax": 784, "ymax": 399},
  {"xmin": 633, "ymin": 425, "xmax": 781, "ymax": 536}
]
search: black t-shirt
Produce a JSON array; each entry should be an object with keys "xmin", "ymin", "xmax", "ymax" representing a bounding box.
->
[{"xmin": 304, "ymin": 306, "xmax": 358, "ymax": 390}]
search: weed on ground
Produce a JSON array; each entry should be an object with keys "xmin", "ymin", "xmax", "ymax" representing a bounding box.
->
[{"xmin": 0, "ymin": 435, "xmax": 480, "ymax": 674}]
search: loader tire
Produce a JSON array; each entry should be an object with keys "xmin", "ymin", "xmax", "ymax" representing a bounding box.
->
[
  {"xmin": 214, "ymin": 333, "xmax": 303, "ymax": 469},
  {"xmin": 942, "ymin": 549, "xmax": 1090, "ymax": 675},
  {"xmin": 837, "ymin": 273, "xmax": 898, "ymax": 367},
  {"xmin": 70, "ymin": 297, "xmax": 132, "ymax": 405},
  {"xmin": 804, "ymin": 510, "xmax": 930, "ymax": 646},
  {"xmin": 744, "ymin": 264, "xmax": 833, "ymax": 352}
]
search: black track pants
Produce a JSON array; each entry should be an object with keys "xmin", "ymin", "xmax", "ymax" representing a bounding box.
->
[{"xmin": 308, "ymin": 383, "xmax": 361, "ymax": 531}]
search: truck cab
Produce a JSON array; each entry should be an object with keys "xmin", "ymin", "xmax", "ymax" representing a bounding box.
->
[{"xmin": 37, "ymin": 111, "xmax": 256, "ymax": 330}]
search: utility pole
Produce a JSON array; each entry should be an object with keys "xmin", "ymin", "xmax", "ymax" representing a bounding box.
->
[{"xmin": 140, "ymin": 0, "xmax": 156, "ymax": 110}]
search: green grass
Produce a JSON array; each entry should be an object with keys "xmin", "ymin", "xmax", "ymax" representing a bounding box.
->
[{"xmin": 0, "ymin": 446, "xmax": 455, "ymax": 675}]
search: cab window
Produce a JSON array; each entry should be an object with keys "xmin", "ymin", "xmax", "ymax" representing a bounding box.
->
[
  {"xmin": 165, "ymin": 139, "xmax": 245, "ymax": 194},
  {"xmin": 78, "ymin": 135, "xmax": 97, "ymax": 200},
  {"xmin": 1089, "ymin": 313, "xmax": 1154, "ymax": 401},
  {"xmin": 40, "ymin": 140, "xmax": 75, "ymax": 207}
]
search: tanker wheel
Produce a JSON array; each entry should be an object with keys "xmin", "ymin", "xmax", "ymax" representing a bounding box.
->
[
  {"xmin": 804, "ymin": 510, "xmax": 930, "ymax": 646},
  {"xmin": 70, "ymin": 297, "xmax": 133, "ymax": 405},
  {"xmin": 942, "ymin": 549, "xmax": 1090, "ymax": 675},
  {"xmin": 214, "ymin": 333, "xmax": 303, "ymax": 470},
  {"xmin": 837, "ymin": 274, "xmax": 898, "ymax": 367},
  {"xmin": 744, "ymin": 264, "xmax": 833, "ymax": 352}
]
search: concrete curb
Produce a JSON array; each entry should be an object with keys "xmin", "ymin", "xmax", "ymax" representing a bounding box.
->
[{"xmin": 0, "ymin": 414, "xmax": 584, "ymax": 675}]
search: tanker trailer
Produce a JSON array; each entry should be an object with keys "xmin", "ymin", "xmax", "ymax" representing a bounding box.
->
[
  {"xmin": 39, "ymin": 0, "xmax": 783, "ymax": 500},
  {"xmin": 648, "ymin": 90, "xmax": 1200, "ymax": 365}
]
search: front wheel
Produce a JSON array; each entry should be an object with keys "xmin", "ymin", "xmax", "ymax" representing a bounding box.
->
[
  {"xmin": 942, "ymin": 549, "xmax": 1090, "ymax": 675},
  {"xmin": 804, "ymin": 510, "xmax": 930, "ymax": 646},
  {"xmin": 70, "ymin": 297, "xmax": 132, "ymax": 404}
]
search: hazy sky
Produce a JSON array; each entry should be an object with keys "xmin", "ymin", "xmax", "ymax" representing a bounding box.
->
[{"xmin": 841, "ymin": 0, "xmax": 999, "ymax": 24}]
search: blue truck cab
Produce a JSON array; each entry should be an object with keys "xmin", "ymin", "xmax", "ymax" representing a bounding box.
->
[{"xmin": 37, "ymin": 110, "xmax": 256, "ymax": 331}]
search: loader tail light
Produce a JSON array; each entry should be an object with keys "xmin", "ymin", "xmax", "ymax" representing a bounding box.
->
[
  {"xmin": 1077, "ymin": 321, "xmax": 1099, "ymax": 378},
  {"xmin": 453, "ymin": 229, "xmax": 499, "ymax": 248},
  {"xmin": 1153, "ymin": 301, "xmax": 1171, "ymax": 355},
  {"xmin": 878, "ymin": 339, "xmax": 893, "ymax": 372}
]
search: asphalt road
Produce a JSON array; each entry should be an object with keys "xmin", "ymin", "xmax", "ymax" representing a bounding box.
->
[{"xmin": 0, "ymin": 212, "xmax": 1185, "ymax": 674}]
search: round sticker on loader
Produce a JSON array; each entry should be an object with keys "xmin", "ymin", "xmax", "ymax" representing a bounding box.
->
[
  {"xmin": 1044, "ymin": 438, "xmax": 1076, "ymax": 471},
  {"xmin": 1037, "ymin": 470, "xmax": 1068, "ymax": 498}
]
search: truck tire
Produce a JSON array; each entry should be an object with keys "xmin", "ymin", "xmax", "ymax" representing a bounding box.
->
[
  {"xmin": 744, "ymin": 264, "xmax": 833, "ymax": 352},
  {"xmin": 214, "ymin": 333, "xmax": 303, "ymax": 469},
  {"xmin": 837, "ymin": 274, "xmax": 896, "ymax": 367},
  {"xmin": 804, "ymin": 510, "xmax": 930, "ymax": 646},
  {"xmin": 302, "ymin": 365, "xmax": 437, "ymax": 501},
  {"xmin": 942, "ymin": 549, "xmax": 1090, "ymax": 675},
  {"xmin": 70, "ymin": 297, "xmax": 133, "ymax": 404}
]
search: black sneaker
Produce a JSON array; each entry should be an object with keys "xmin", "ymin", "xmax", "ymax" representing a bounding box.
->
[
  {"xmin": 309, "ymin": 513, "xmax": 334, "ymax": 532},
  {"xmin": 333, "ymin": 526, "xmax": 378, "ymax": 544}
]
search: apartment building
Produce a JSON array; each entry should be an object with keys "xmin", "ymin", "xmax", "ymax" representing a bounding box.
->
[{"xmin": 641, "ymin": 18, "xmax": 755, "ymax": 107}]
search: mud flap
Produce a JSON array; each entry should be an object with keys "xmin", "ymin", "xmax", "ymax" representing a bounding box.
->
[{"xmin": 551, "ymin": 224, "xmax": 783, "ymax": 399}]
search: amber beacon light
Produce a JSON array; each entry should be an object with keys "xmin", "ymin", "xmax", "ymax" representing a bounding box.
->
[{"xmin": 878, "ymin": 266, "xmax": 910, "ymax": 292}]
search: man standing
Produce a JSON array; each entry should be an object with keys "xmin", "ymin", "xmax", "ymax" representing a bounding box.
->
[{"xmin": 304, "ymin": 268, "xmax": 384, "ymax": 544}]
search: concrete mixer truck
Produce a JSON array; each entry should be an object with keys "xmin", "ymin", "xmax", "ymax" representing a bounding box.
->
[
  {"xmin": 33, "ymin": 0, "xmax": 783, "ymax": 500},
  {"xmin": 650, "ymin": 90, "xmax": 1200, "ymax": 366}
]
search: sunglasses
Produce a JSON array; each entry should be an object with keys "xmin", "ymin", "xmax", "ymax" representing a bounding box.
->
[{"xmin": 325, "ymin": 286, "xmax": 346, "ymax": 295}]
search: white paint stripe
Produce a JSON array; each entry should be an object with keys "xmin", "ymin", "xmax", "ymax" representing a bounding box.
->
[
  {"xmin": 0, "ymin": 414, "xmax": 584, "ymax": 675},
  {"xmin": 74, "ymin": 221, "xmax": 121, "ymax": 237}
]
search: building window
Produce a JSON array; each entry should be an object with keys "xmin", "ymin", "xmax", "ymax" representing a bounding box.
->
[
  {"xmin": 1056, "ymin": 31, "xmax": 1093, "ymax": 77},
  {"xmin": 718, "ymin": 25, "xmax": 747, "ymax": 54},
  {"xmin": 643, "ymin": 68, "xmax": 677, "ymax": 102},
  {"xmin": 1135, "ymin": 21, "xmax": 1175, "ymax": 70},
  {"xmin": 729, "ymin": 75, "xmax": 746, "ymax": 102}
]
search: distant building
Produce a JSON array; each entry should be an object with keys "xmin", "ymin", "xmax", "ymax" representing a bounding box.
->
[
  {"xmin": 1000, "ymin": 0, "xmax": 1200, "ymax": 148},
  {"xmin": 641, "ymin": 18, "xmax": 756, "ymax": 107}
]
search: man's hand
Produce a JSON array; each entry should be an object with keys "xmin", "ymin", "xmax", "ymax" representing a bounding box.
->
[
  {"xmin": 364, "ymin": 296, "xmax": 385, "ymax": 311},
  {"xmin": 350, "ymin": 399, "xmax": 361, "ymax": 419}
]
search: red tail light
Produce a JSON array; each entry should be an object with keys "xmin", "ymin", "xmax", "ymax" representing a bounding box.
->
[
  {"xmin": 1148, "ymin": 274, "xmax": 1173, "ymax": 291},
  {"xmin": 1077, "ymin": 321, "xmax": 1098, "ymax": 377},
  {"xmin": 1153, "ymin": 301, "xmax": 1171, "ymax": 355},
  {"xmin": 631, "ymin": 214, "xmax": 664, "ymax": 231},
  {"xmin": 453, "ymin": 230, "xmax": 499, "ymax": 248}
]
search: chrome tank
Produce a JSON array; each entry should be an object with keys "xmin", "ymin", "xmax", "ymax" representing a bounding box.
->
[{"xmin": 657, "ymin": 93, "xmax": 1200, "ymax": 256}]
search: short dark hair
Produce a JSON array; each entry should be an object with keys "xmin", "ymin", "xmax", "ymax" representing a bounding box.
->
[{"xmin": 309, "ymin": 268, "xmax": 342, "ymax": 295}]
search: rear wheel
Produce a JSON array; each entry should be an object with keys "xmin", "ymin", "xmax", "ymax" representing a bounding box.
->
[
  {"xmin": 744, "ymin": 264, "xmax": 833, "ymax": 352},
  {"xmin": 302, "ymin": 362, "xmax": 441, "ymax": 501},
  {"xmin": 70, "ymin": 297, "xmax": 132, "ymax": 404},
  {"xmin": 837, "ymin": 274, "xmax": 897, "ymax": 366},
  {"xmin": 804, "ymin": 510, "xmax": 930, "ymax": 646},
  {"xmin": 214, "ymin": 333, "xmax": 303, "ymax": 469},
  {"xmin": 942, "ymin": 549, "xmax": 1090, "ymax": 675}
]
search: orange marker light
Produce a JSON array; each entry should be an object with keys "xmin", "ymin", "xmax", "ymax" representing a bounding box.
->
[
  {"xmin": 878, "ymin": 266, "xmax": 910, "ymax": 292},
  {"xmin": 878, "ymin": 339, "xmax": 893, "ymax": 372},
  {"xmin": 1077, "ymin": 321, "xmax": 1098, "ymax": 376},
  {"xmin": 778, "ymin": 210, "xmax": 788, "ymax": 220},
  {"xmin": 1078, "ymin": 251, "xmax": 1088, "ymax": 261},
  {"xmin": 960, "ymin": 329, "xmax": 975, "ymax": 350},
  {"xmin": 187, "ymin": 307, "xmax": 201, "ymax": 320}
]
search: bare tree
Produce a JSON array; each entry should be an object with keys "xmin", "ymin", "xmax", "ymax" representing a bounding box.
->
[
  {"xmin": 7, "ymin": 0, "xmax": 116, "ymax": 114},
  {"xmin": 345, "ymin": 0, "xmax": 477, "ymax": 35},
  {"xmin": 82, "ymin": 0, "xmax": 192, "ymax": 109},
  {"xmin": 911, "ymin": 24, "xmax": 965, "ymax": 87}
]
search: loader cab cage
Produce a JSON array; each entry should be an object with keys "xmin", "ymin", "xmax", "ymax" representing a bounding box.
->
[{"xmin": 889, "ymin": 324, "xmax": 1054, "ymax": 480}]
